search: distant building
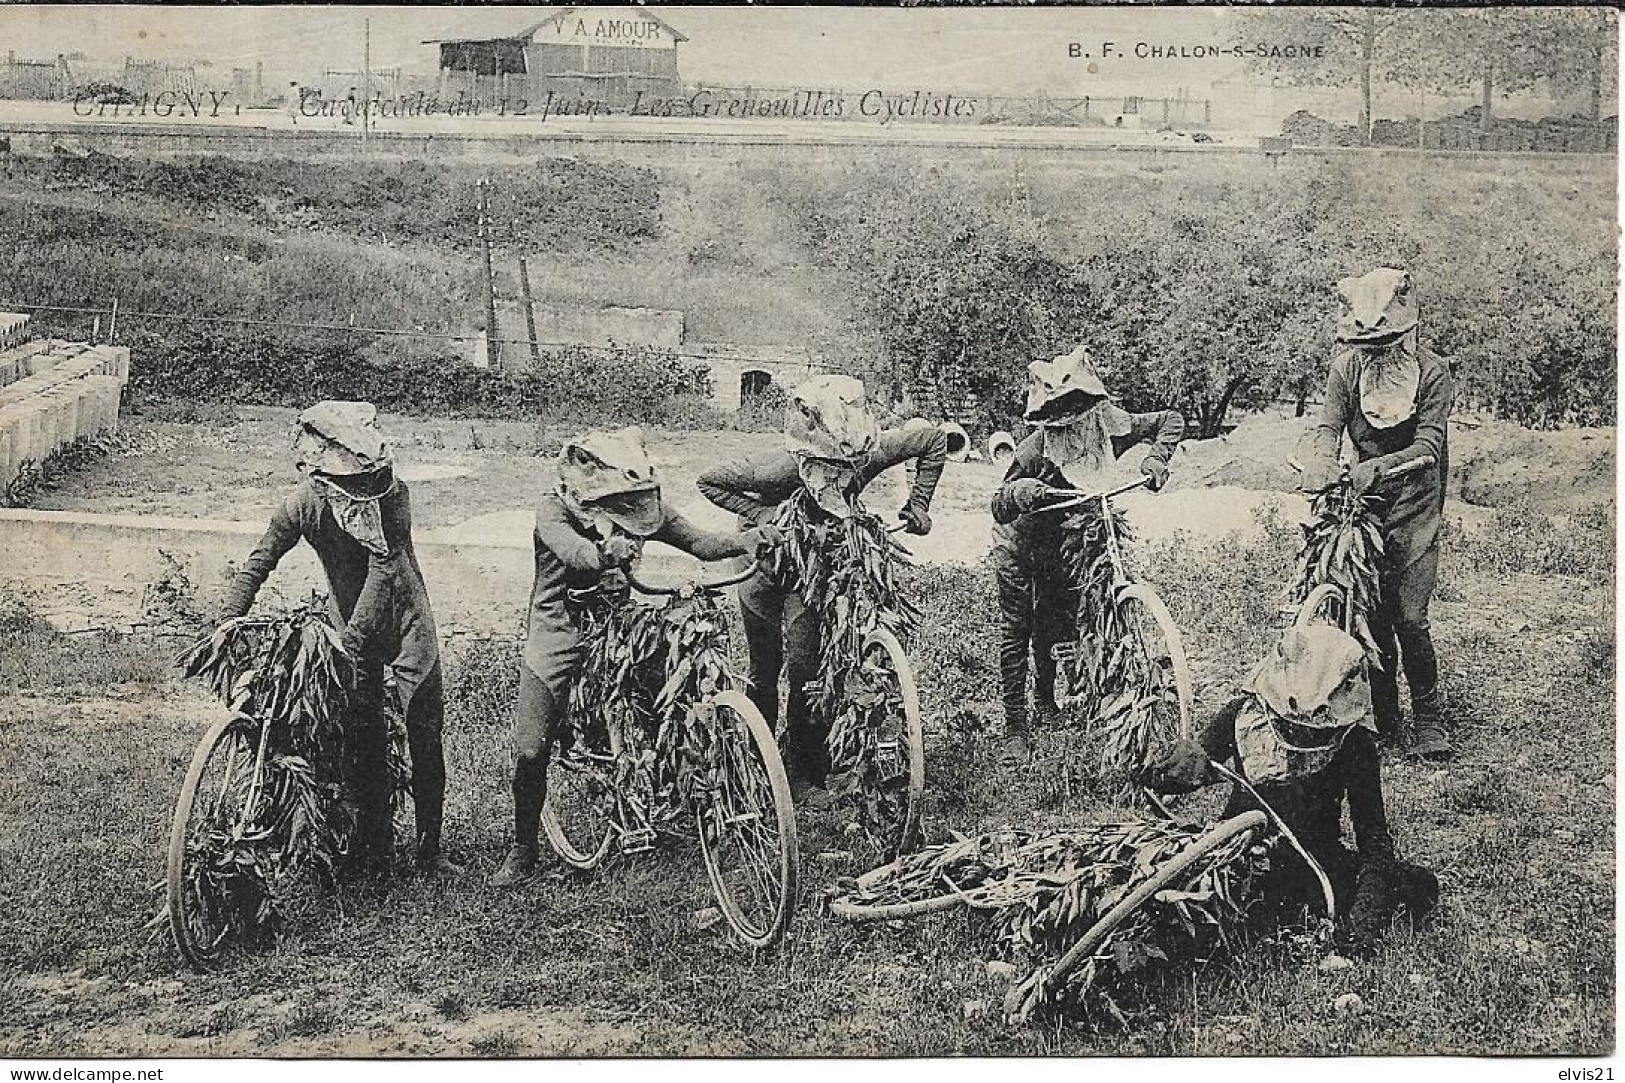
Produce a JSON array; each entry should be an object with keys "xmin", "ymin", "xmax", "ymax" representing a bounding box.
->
[{"xmin": 425, "ymin": 5, "xmax": 686, "ymax": 112}]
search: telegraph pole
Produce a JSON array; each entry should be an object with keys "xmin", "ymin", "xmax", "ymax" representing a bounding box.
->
[
  {"xmin": 518, "ymin": 255, "xmax": 541, "ymax": 366},
  {"xmin": 478, "ymin": 179, "xmax": 500, "ymax": 369},
  {"xmin": 362, "ymin": 17, "xmax": 371, "ymax": 148}
]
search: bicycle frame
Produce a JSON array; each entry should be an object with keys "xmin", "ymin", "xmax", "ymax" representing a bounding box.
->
[{"xmin": 562, "ymin": 558, "xmax": 761, "ymax": 852}]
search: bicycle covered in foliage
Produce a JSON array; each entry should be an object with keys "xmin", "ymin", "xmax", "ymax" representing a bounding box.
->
[
  {"xmin": 765, "ymin": 488, "xmax": 926, "ymax": 857},
  {"xmin": 164, "ymin": 597, "xmax": 410, "ymax": 971},
  {"xmin": 1045, "ymin": 478, "xmax": 1195, "ymax": 787},
  {"xmin": 539, "ymin": 557, "xmax": 799, "ymax": 949}
]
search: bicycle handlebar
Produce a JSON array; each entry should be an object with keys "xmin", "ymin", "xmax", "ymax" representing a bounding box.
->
[
  {"xmin": 1288, "ymin": 454, "xmax": 1436, "ymax": 480},
  {"xmin": 1036, "ymin": 475, "xmax": 1151, "ymax": 512},
  {"xmin": 627, "ymin": 558, "xmax": 760, "ymax": 596}
]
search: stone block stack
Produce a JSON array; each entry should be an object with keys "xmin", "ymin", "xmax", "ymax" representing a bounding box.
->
[{"xmin": 0, "ymin": 314, "xmax": 132, "ymax": 497}]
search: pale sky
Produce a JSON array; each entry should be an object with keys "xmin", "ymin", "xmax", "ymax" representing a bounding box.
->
[{"xmin": 3, "ymin": 5, "xmax": 1274, "ymax": 96}]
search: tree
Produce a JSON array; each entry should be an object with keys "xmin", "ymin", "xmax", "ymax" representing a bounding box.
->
[
  {"xmin": 1239, "ymin": 8, "xmax": 1405, "ymax": 144},
  {"xmin": 1542, "ymin": 8, "xmax": 1618, "ymax": 121},
  {"xmin": 1386, "ymin": 9, "xmax": 1614, "ymax": 146}
]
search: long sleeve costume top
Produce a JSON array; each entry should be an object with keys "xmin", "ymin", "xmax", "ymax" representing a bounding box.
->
[
  {"xmin": 522, "ymin": 493, "xmax": 748, "ymax": 684},
  {"xmin": 1308, "ymin": 346, "xmax": 1454, "ymax": 573},
  {"xmin": 220, "ymin": 473, "xmax": 439, "ymax": 701},
  {"xmin": 989, "ymin": 411, "xmax": 1184, "ymax": 569},
  {"xmin": 696, "ymin": 426, "xmax": 949, "ymax": 528}
]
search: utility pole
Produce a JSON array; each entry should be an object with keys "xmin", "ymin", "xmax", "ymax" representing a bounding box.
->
[
  {"xmin": 362, "ymin": 16, "xmax": 371, "ymax": 148},
  {"xmin": 478, "ymin": 179, "xmax": 500, "ymax": 369},
  {"xmin": 517, "ymin": 255, "xmax": 541, "ymax": 366}
]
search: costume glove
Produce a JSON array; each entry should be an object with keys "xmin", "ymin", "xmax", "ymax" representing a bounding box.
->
[
  {"xmin": 1006, "ymin": 478, "xmax": 1058, "ymax": 512},
  {"xmin": 899, "ymin": 501, "xmax": 933, "ymax": 536},
  {"xmin": 1136, "ymin": 737, "xmax": 1216, "ymax": 795},
  {"xmin": 743, "ymin": 523, "xmax": 785, "ymax": 556},
  {"xmin": 599, "ymin": 535, "xmax": 641, "ymax": 567},
  {"xmin": 1349, "ymin": 458, "xmax": 1386, "ymax": 497}
]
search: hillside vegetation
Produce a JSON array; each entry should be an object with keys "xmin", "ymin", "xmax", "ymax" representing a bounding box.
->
[{"xmin": 778, "ymin": 156, "xmax": 1616, "ymax": 435}]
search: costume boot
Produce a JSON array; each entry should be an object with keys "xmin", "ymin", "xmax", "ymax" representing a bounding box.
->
[
  {"xmin": 999, "ymin": 702, "xmax": 1033, "ymax": 764},
  {"xmin": 1408, "ymin": 690, "xmax": 1453, "ymax": 762},
  {"xmin": 491, "ymin": 754, "xmax": 545, "ymax": 888}
]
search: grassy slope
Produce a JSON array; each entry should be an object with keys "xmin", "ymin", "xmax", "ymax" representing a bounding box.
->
[
  {"xmin": 0, "ymin": 515, "xmax": 1611, "ymax": 1056},
  {"xmin": 0, "ymin": 152, "xmax": 869, "ymax": 368}
]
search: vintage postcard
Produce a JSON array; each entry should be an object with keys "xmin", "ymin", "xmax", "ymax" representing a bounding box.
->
[{"xmin": 0, "ymin": 2, "xmax": 1614, "ymax": 1071}]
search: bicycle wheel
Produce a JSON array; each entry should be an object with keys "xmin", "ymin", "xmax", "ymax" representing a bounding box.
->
[
  {"xmin": 1106, "ymin": 584, "xmax": 1195, "ymax": 767},
  {"xmin": 695, "ymin": 690, "xmax": 799, "ymax": 949},
  {"xmin": 1043, "ymin": 810, "xmax": 1268, "ymax": 993},
  {"xmin": 861, "ymin": 628, "xmax": 926, "ymax": 857},
  {"xmin": 1294, "ymin": 583, "xmax": 1348, "ymax": 631},
  {"xmin": 540, "ymin": 708, "xmax": 620, "ymax": 871},
  {"xmin": 166, "ymin": 712, "xmax": 264, "ymax": 972}
]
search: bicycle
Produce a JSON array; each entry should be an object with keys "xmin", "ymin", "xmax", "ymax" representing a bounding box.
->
[
  {"xmin": 1041, "ymin": 477, "xmax": 1195, "ymax": 782},
  {"xmin": 165, "ymin": 598, "xmax": 411, "ymax": 971},
  {"xmin": 766, "ymin": 490, "xmax": 927, "ymax": 858},
  {"xmin": 1291, "ymin": 456, "xmax": 1437, "ymax": 646},
  {"xmin": 537, "ymin": 556, "xmax": 800, "ymax": 949}
]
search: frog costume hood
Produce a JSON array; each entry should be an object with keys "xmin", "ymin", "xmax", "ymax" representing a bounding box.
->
[
  {"xmin": 293, "ymin": 401, "xmax": 396, "ymax": 556},
  {"xmin": 1024, "ymin": 345, "xmax": 1131, "ymax": 480},
  {"xmin": 1337, "ymin": 267, "xmax": 1421, "ymax": 430},
  {"xmin": 556, "ymin": 426, "xmax": 666, "ymax": 538},
  {"xmin": 294, "ymin": 400, "xmax": 393, "ymax": 478},
  {"xmin": 784, "ymin": 374, "xmax": 880, "ymax": 519},
  {"xmin": 1235, "ymin": 625, "xmax": 1375, "ymax": 784}
]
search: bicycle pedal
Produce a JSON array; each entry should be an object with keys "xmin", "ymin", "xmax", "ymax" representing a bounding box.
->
[
  {"xmin": 874, "ymin": 739, "xmax": 904, "ymax": 780},
  {"xmin": 1050, "ymin": 644, "xmax": 1078, "ymax": 662},
  {"xmin": 722, "ymin": 811, "xmax": 762, "ymax": 827},
  {"xmin": 619, "ymin": 828, "xmax": 657, "ymax": 856}
]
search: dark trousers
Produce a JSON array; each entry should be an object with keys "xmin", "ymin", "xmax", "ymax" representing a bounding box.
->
[
  {"xmin": 511, "ymin": 664, "xmax": 573, "ymax": 850},
  {"xmin": 1369, "ymin": 546, "xmax": 1442, "ymax": 735},
  {"xmin": 992, "ymin": 547, "xmax": 1080, "ymax": 733},
  {"xmin": 739, "ymin": 574, "xmax": 829, "ymax": 784},
  {"xmin": 348, "ymin": 660, "xmax": 447, "ymax": 869}
]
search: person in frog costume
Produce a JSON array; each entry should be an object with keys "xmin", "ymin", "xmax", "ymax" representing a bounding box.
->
[
  {"xmin": 490, "ymin": 426, "xmax": 782, "ymax": 888},
  {"xmin": 1298, "ymin": 267, "xmax": 1454, "ymax": 761},
  {"xmin": 1140, "ymin": 624, "xmax": 1439, "ymax": 951},
  {"xmin": 220, "ymin": 401, "xmax": 456, "ymax": 878},
  {"xmin": 696, "ymin": 374, "xmax": 948, "ymax": 797},
  {"xmin": 988, "ymin": 346, "xmax": 1184, "ymax": 762}
]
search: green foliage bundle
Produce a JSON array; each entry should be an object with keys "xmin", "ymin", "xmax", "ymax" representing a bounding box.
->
[
  {"xmin": 169, "ymin": 599, "xmax": 411, "ymax": 944},
  {"xmin": 1057, "ymin": 504, "xmax": 1182, "ymax": 783},
  {"xmin": 768, "ymin": 490, "xmax": 921, "ymax": 846},
  {"xmin": 563, "ymin": 579, "xmax": 750, "ymax": 846},
  {"xmin": 834, "ymin": 817, "xmax": 1267, "ymax": 1025},
  {"xmin": 1290, "ymin": 480, "xmax": 1387, "ymax": 660}
]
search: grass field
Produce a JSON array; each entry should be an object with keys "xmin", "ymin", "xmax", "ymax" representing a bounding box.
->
[{"xmin": 0, "ymin": 495, "xmax": 1611, "ymax": 1056}]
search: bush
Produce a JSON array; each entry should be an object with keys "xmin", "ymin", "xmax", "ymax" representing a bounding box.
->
[
  {"xmin": 780, "ymin": 159, "xmax": 1616, "ymax": 434},
  {"xmin": 128, "ymin": 334, "xmax": 715, "ymax": 426},
  {"xmin": 1444, "ymin": 499, "xmax": 1614, "ymax": 579},
  {"xmin": 16, "ymin": 152, "xmax": 661, "ymax": 252}
]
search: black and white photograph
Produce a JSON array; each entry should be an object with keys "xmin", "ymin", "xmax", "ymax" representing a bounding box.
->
[{"xmin": 0, "ymin": 2, "xmax": 1615, "ymax": 1068}]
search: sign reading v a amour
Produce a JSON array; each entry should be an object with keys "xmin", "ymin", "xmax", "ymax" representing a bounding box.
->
[{"xmin": 539, "ymin": 8, "xmax": 674, "ymax": 49}]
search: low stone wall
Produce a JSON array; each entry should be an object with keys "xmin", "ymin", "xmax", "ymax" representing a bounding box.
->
[
  {"xmin": 0, "ymin": 507, "xmax": 739, "ymax": 650},
  {"xmin": 0, "ymin": 331, "xmax": 130, "ymax": 495}
]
